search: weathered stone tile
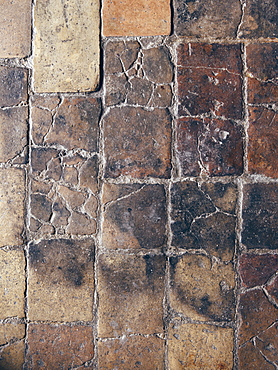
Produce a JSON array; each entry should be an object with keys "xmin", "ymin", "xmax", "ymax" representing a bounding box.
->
[
  {"xmin": 255, "ymin": 323, "xmax": 278, "ymax": 366},
  {"xmin": 28, "ymin": 239, "xmax": 94, "ymax": 321},
  {"xmin": 126, "ymin": 77, "xmax": 153, "ymax": 106},
  {"xmin": 67, "ymin": 211, "xmax": 97, "ymax": 235},
  {"xmin": 143, "ymin": 47, "xmax": 173, "ymax": 84},
  {"xmin": 242, "ymin": 184, "xmax": 278, "ymax": 249},
  {"xmin": 31, "ymin": 147, "xmax": 61, "ymax": 178},
  {"xmin": 177, "ymin": 117, "xmax": 243, "ymax": 176},
  {"xmin": 98, "ymin": 336, "xmax": 165, "ymax": 369},
  {"xmin": 26, "ymin": 324, "xmax": 94, "ymax": 368},
  {"xmin": 0, "ymin": 323, "xmax": 25, "ymax": 345},
  {"xmin": 238, "ymin": 289, "xmax": 278, "ymax": 345},
  {"xmin": 0, "ymin": 249, "xmax": 25, "ymax": 318},
  {"xmin": 239, "ymin": 341, "xmax": 275, "ymax": 370},
  {"xmin": 0, "ymin": 0, "xmax": 31, "ymax": 58},
  {"xmin": 168, "ymin": 323, "xmax": 234, "ymax": 370},
  {"xmin": 0, "ymin": 67, "xmax": 28, "ymax": 107},
  {"xmin": 103, "ymin": 184, "xmax": 167, "ymax": 250},
  {"xmin": 105, "ymin": 41, "xmax": 141, "ymax": 74},
  {"xmin": 175, "ymin": 0, "xmax": 241, "ymax": 38},
  {"xmin": 0, "ymin": 169, "xmax": 25, "ymax": 247},
  {"xmin": 170, "ymin": 254, "xmax": 235, "ymax": 322},
  {"xmin": 151, "ymin": 84, "xmax": 172, "ymax": 107},
  {"xmin": 0, "ymin": 340, "xmax": 25, "ymax": 370},
  {"xmin": 103, "ymin": 0, "xmax": 170, "ymax": 36},
  {"xmin": 79, "ymin": 155, "xmax": 99, "ymax": 193},
  {"xmin": 238, "ymin": 0, "xmax": 278, "ymax": 38},
  {"xmin": 239, "ymin": 254, "xmax": 278, "ymax": 288},
  {"xmin": 105, "ymin": 74, "xmax": 129, "ymax": 106},
  {"xmin": 104, "ymin": 107, "xmax": 171, "ymax": 178},
  {"xmin": 34, "ymin": 0, "xmax": 99, "ymax": 92},
  {"xmin": 171, "ymin": 182, "xmax": 237, "ymax": 261},
  {"xmin": 98, "ymin": 253, "xmax": 165, "ymax": 337}
]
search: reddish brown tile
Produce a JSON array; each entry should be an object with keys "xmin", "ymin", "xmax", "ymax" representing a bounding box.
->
[{"xmin": 239, "ymin": 341, "xmax": 275, "ymax": 370}]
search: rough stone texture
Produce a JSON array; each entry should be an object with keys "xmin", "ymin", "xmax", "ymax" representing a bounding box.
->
[
  {"xmin": 0, "ymin": 340, "xmax": 25, "ymax": 370},
  {"xmin": 0, "ymin": 67, "xmax": 28, "ymax": 107},
  {"xmin": 0, "ymin": 0, "xmax": 31, "ymax": 58},
  {"xmin": 0, "ymin": 323, "xmax": 25, "ymax": 345},
  {"xmin": 103, "ymin": 0, "xmax": 170, "ymax": 36},
  {"xmin": 28, "ymin": 239, "xmax": 95, "ymax": 321},
  {"xmin": 102, "ymin": 184, "xmax": 167, "ymax": 250},
  {"xmin": 168, "ymin": 323, "xmax": 234, "ymax": 370},
  {"xmin": 98, "ymin": 253, "xmax": 165, "ymax": 337},
  {"xmin": 170, "ymin": 254, "xmax": 235, "ymax": 322},
  {"xmin": 98, "ymin": 336, "xmax": 165, "ymax": 369},
  {"xmin": 26, "ymin": 324, "xmax": 94, "ymax": 368},
  {"xmin": 239, "ymin": 340, "xmax": 276, "ymax": 370},
  {"xmin": 175, "ymin": 0, "xmax": 241, "ymax": 38},
  {"xmin": 0, "ymin": 169, "xmax": 25, "ymax": 247},
  {"xmin": 238, "ymin": 0, "xmax": 278, "ymax": 38},
  {"xmin": 104, "ymin": 107, "xmax": 172, "ymax": 178},
  {"xmin": 34, "ymin": 0, "xmax": 99, "ymax": 92},
  {"xmin": 0, "ymin": 249, "xmax": 25, "ymax": 319},
  {"xmin": 176, "ymin": 117, "xmax": 244, "ymax": 176},
  {"xmin": 171, "ymin": 181, "xmax": 237, "ymax": 261},
  {"xmin": 242, "ymin": 184, "xmax": 278, "ymax": 249},
  {"xmin": 177, "ymin": 43, "xmax": 243, "ymax": 120}
]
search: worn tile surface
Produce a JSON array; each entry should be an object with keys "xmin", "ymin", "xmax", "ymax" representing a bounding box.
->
[
  {"xmin": 0, "ymin": 340, "xmax": 25, "ymax": 370},
  {"xmin": 0, "ymin": 67, "xmax": 28, "ymax": 107}
]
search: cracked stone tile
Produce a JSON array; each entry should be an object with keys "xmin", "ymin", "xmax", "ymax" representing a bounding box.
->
[
  {"xmin": 103, "ymin": 0, "xmax": 170, "ymax": 36},
  {"xmin": 0, "ymin": 340, "xmax": 25, "ymax": 370},
  {"xmin": 171, "ymin": 182, "xmax": 237, "ymax": 261},
  {"xmin": 98, "ymin": 253, "xmax": 165, "ymax": 337},
  {"xmin": 0, "ymin": 67, "xmax": 28, "ymax": 107},
  {"xmin": 0, "ymin": 249, "xmax": 25, "ymax": 319},
  {"xmin": 175, "ymin": 0, "xmax": 241, "ymax": 38},
  {"xmin": 104, "ymin": 107, "xmax": 172, "ymax": 178},
  {"xmin": 105, "ymin": 41, "xmax": 141, "ymax": 74},
  {"xmin": 168, "ymin": 323, "xmax": 234, "ymax": 370},
  {"xmin": 98, "ymin": 336, "xmax": 165, "ymax": 369},
  {"xmin": 0, "ymin": 323, "xmax": 25, "ymax": 346},
  {"xmin": 255, "ymin": 323, "xmax": 278, "ymax": 366},
  {"xmin": 239, "ymin": 340, "xmax": 276, "ymax": 370},
  {"xmin": 238, "ymin": 0, "xmax": 278, "ymax": 38},
  {"xmin": 102, "ymin": 184, "xmax": 167, "ymax": 250},
  {"xmin": 170, "ymin": 254, "xmax": 235, "ymax": 322},
  {"xmin": 28, "ymin": 238, "xmax": 95, "ymax": 321},
  {"xmin": 143, "ymin": 47, "xmax": 173, "ymax": 84},
  {"xmin": 176, "ymin": 117, "xmax": 244, "ymax": 176},
  {"xmin": 242, "ymin": 184, "xmax": 278, "ymax": 249},
  {"xmin": 26, "ymin": 324, "xmax": 94, "ymax": 368}
]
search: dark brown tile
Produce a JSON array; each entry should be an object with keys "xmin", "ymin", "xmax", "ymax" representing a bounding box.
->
[
  {"xmin": 0, "ymin": 67, "xmax": 28, "ymax": 106},
  {"xmin": 239, "ymin": 341, "xmax": 275, "ymax": 370}
]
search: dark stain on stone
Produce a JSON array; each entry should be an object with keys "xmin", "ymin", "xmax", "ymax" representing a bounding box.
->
[
  {"xmin": 31, "ymin": 193, "xmax": 52, "ymax": 222},
  {"xmin": 199, "ymin": 294, "xmax": 212, "ymax": 315},
  {"xmin": 169, "ymin": 256, "xmax": 180, "ymax": 273}
]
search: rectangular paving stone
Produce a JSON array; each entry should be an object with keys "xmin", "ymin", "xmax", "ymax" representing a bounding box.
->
[
  {"xmin": 103, "ymin": 0, "xmax": 170, "ymax": 36},
  {"xmin": 0, "ymin": 169, "xmax": 25, "ymax": 247},
  {"xmin": 26, "ymin": 324, "xmax": 94, "ymax": 368},
  {"xmin": 98, "ymin": 253, "xmax": 165, "ymax": 337},
  {"xmin": 242, "ymin": 184, "xmax": 278, "ymax": 249},
  {"xmin": 98, "ymin": 336, "xmax": 165, "ymax": 369},
  {"xmin": 104, "ymin": 107, "xmax": 172, "ymax": 178},
  {"xmin": 28, "ymin": 238, "xmax": 95, "ymax": 321},
  {"xmin": 169, "ymin": 254, "xmax": 235, "ymax": 322},
  {"xmin": 102, "ymin": 184, "xmax": 167, "ymax": 250},
  {"xmin": 0, "ymin": 249, "xmax": 25, "ymax": 319},
  {"xmin": 0, "ymin": 67, "xmax": 28, "ymax": 107},
  {"xmin": 0, "ymin": 0, "xmax": 31, "ymax": 58},
  {"xmin": 34, "ymin": 0, "xmax": 100, "ymax": 92},
  {"xmin": 168, "ymin": 323, "xmax": 234, "ymax": 370},
  {"xmin": 175, "ymin": 0, "xmax": 241, "ymax": 38}
]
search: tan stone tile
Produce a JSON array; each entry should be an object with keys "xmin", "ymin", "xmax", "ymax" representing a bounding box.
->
[
  {"xmin": 28, "ymin": 239, "xmax": 94, "ymax": 321},
  {"xmin": 168, "ymin": 323, "xmax": 234, "ymax": 370},
  {"xmin": 170, "ymin": 254, "xmax": 235, "ymax": 322},
  {"xmin": 98, "ymin": 336, "xmax": 165, "ymax": 369},
  {"xmin": 33, "ymin": 0, "xmax": 99, "ymax": 92},
  {"xmin": 103, "ymin": 0, "xmax": 170, "ymax": 36},
  {"xmin": 0, "ymin": 169, "xmax": 25, "ymax": 247},
  {"xmin": 98, "ymin": 253, "xmax": 165, "ymax": 337},
  {"xmin": 0, "ymin": 323, "xmax": 25, "ymax": 345},
  {"xmin": 0, "ymin": 249, "xmax": 25, "ymax": 319},
  {"xmin": 0, "ymin": 340, "xmax": 25, "ymax": 370},
  {"xmin": 0, "ymin": 0, "xmax": 31, "ymax": 58}
]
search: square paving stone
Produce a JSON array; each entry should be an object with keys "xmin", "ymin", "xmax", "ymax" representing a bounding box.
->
[
  {"xmin": 28, "ymin": 239, "xmax": 95, "ymax": 321},
  {"xmin": 98, "ymin": 253, "xmax": 165, "ymax": 337},
  {"xmin": 102, "ymin": 184, "xmax": 167, "ymax": 250}
]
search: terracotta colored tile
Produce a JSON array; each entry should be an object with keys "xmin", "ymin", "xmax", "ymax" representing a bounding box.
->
[
  {"xmin": 239, "ymin": 254, "xmax": 278, "ymax": 288},
  {"xmin": 170, "ymin": 254, "xmax": 235, "ymax": 322},
  {"xmin": 0, "ymin": 340, "xmax": 25, "ymax": 370},
  {"xmin": 238, "ymin": 0, "xmax": 278, "ymax": 38},
  {"xmin": 175, "ymin": 0, "xmax": 241, "ymax": 38},
  {"xmin": 168, "ymin": 323, "xmax": 234, "ymax": 370},
  {"xmin": 0, "ymin": 249, "xmax": 25, "ymax": 319},
  {"xmin": 26, "ymin": 324, "xmax": 94, "ymax": 368},
  {"xmin": 239, "ymin": 341, "xmax": 275, "ymax": 370},
  {"xmin": 98, "ymin": 336, "xmax": 165, "ymax": 369},
  {"xmin": 0, "ymin": 67, "xmax": 28, "ymax": 107},
  {"xmin": 98, "ymin": 253, "xmax": 165, "ymax": 337},
  {"xmin": 103, "ymin": 107, "xmax": 171, "ymax": 178},
  {"xmin": 103, "ymin": 0, "xmax": 170, "ymax": 36},
  {"xmin": 171, "ymin": 181, "xmax": 237, "ymax": 261},
  {"xmin": 102, "ymin": 184, "xmax": 167, "ymax": 250},
  {"xmin": 33, "ymin": 0, "xmax": 99, "ymax": 92},
  {"xmin": 242, "ymin": 184, "xmax": 278, "ymax": 249},
  {"xmin": 28, "ymin": 239, "xmax": 94, "ymax": 321}
]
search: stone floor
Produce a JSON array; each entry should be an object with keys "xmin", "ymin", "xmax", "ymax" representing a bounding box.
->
[{"xmin": 0, "ymin": 0, "xmax": 277, "ymax": 369}]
